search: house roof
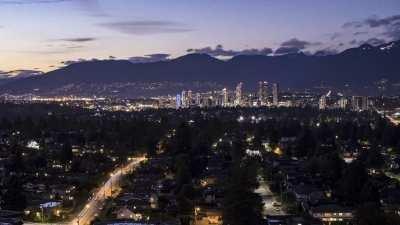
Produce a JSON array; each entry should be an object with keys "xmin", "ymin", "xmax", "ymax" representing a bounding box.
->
[{"xmin": 310, "ymin": 204, "xmax": 353, "ymax": 213}]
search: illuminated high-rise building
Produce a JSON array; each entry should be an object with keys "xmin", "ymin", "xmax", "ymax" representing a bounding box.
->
[
  {"xmin": 235, "ymin": 82, "xmax": 243, "ymax": 106},
  {"xmin": 195, "ymin": 93, "xmax": 201, "ymax": 106},
  {"xmin": 258, "ymin": 81, "xmax": 268, "ymax": 105},
  {"xmin": 222, "ymin": 88, "xmax": 228, "ymax": 107},
  {"xmin": 351, "ymin": 96, "xmax": 364, "ymax": 111},
  {"xmin": 319, "ymin": 95, "xmax": 327, "ymax": 110},
  {"xmin": 338, "ymin": 97, "xmax": 348, "ymax": 109},
  {"xmin": 187, "ymin": 90, "xmax": 193, "ymax": 106},
  {"xmin": 272, "ymin": 83, "xmax": 279, "ymax": 106},
  {"xmin": 352, "ymin": 96, "xmax": 369, "ymax": 111},
  {"xmin": 181, "ymin": 90, "xmax": 187, "ymax": 108},
  {"xmin": 362, "ymin": 96, "xmax": 369, "ymax": 111},
  {"xmin": 176, "ymin": 94, "xmax": 182, "ymax": 109}
]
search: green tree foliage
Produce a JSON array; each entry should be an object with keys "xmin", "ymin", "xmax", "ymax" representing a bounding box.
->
[
  {"xmin": 336, "ymin": 162, "xmax": 368, "ymax": 203},
  {"xmin": 174, "ymin": 154, "xmax": 193, "ymax": 193},
  {"xmin": 354, "ymin": 203, "xmax": 400, "ymax": 225},
  {"xmin": 294, "ymin": 128, "xmax": 317, "ymax": 157},
  {"xmin": 176, "ymin": 184, "xmax": 195, "ymax": 225},
  {"xmin": 1, "ymin": 175, "xmax": 27, "ymax": 211},
  {"xmin": 60, "ymin": 141, "xmax": 73, "ymax": 166},
  {"xmin": 223, "ymin": 159, "xmax": 263, "ymax": 225}
]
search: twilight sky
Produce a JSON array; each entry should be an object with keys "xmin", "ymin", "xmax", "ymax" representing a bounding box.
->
[{"xmin": 0, "ymin": 0, "xmax": 400, "ymax": 75}]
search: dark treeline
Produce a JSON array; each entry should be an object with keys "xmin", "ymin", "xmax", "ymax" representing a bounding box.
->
[{"xmin": 1, "ymin": 103, "xmax": 400, "ymax": 225}]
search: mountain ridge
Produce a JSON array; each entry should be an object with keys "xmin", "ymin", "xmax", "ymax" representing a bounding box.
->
[{"xmin": 1, "ymin": 40, "xmax": 400, "ymax": 96}]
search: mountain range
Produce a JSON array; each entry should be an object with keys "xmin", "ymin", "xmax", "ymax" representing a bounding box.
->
[{"xmin": 1, "ymin": 40, "xmax": 400, "ymax": 97}]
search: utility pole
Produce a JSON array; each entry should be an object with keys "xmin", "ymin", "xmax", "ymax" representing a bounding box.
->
[{"xmin": 41, "ymin": 207, "xmax": 44, "ymax": 223}]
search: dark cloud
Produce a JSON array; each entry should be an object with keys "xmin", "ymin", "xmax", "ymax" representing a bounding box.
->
[
  {"xmin": 61, "ymin": 58, "xmax": 99, "ymax": 66},
  {"xmin": 343, "ymin": 14, "xmax": 400, "ymax": 40},
  {"xmin": 342, "ymin": 21, "xmax": 363, "ymax": 29},
  {"xmin": 349, "ymin": 39, "xmax": 358, "ymax": 45},
  {"xmin": 59, "ymin": 37, "xmax": 96, "ymax": 42},
  {"xmin": 274, "ymin": 38, "xmax": 320, "ymax": 55},
  {"xmin": 364, "ymin": 15, "xmax": 400, "ymax": 28},
  {"xmin": 0, "ymin": 69, "xmax": 43, "ymax": 78},
  {"xmin": 314, "ymin": 48, "xmax": 339, "ymax": 56},
  {"xmin": 280, "ymin": 38, "xmax": 312, "ymax": 49},
  {"xmin": 353, "ymin": 31, "xmax": 368, "ymax": 36},
  {"xmin": 274, "ymin": 47, "xmax": 301, "ymax": 55},
  {"xmin": 66, "ymin": 45, "xmax": 85, "ymax": 49},
  {"xmin": 361, "ymin": 38, "xmax": 386, "ymax": 46},
  {"xmin": 98, "ymin": 20, "xmax": 192, "ymax": 35},
  {"xmin": 187, "ymin": 44, "xmax": 273, "ymax": 57},
  {"xmin": 383, "ymin": 22, "xmax": 400, "ymax": 40},
  {"xmin": 348, "ymin": 38, "xmax": 386, "ymax": 47},
  {"xmin": 128, "ymin": 54, "xmax": 171, "ymax": 63},
  {"xmin": 62, "ymin": 54, "xmax": 171, "ymax": 65}
]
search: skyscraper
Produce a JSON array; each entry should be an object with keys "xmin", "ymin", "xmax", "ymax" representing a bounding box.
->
[
  {"xmin": 181, "ymin": 90, "xmax": 187, "ymax": 108},
  {"xmin": 258, "ymin": 81, "xmax": 268, "ymax": 105},
  {"xmin": 319, "ymin": 95, "xmax": 327, "ymax": 110},
  {"xmin": 195, "ymin": 93, "xmax": 201, "ymax": 106},
  {"xmin": 272, "ymin": 83, "xmax": 279, "ymax": 106},
  {"xmin": 187, "ymin": 90, "xmax": 193, "ymax": 107},
  {"xmin": 222, "ymin": 88, "xmax": 228, "ymax": 107},
  {"xmin": 338, "ymin": 97, "xmax": 348, "ymax": 109},
  {"xmin": 235, "ymin": 82, "xmax": 243, "ymax": 106},
  {"xmin": 361, "ymin": 96, "xmax": 369, "ymax": 111},
  {"xmin": 352, "ymin": 96, "xmax": 368, "ymax": 111},
  {"xmin": 176, "ymin": 94, "xmax": 182, "ymax": 109}
]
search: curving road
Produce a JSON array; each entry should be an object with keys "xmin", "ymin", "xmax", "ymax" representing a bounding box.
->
[
  {"xmin": 25, "ymin": 156, "xmax": 146, "ymax": 225},
  {"xmin": 255, "ymin": 176, "xmax": 286, "ymax": 216},
  {"xmin": 375, "ymin": 108, "xmax": 400, "ymax": 126},
  {"xmin": 386, "ymin": 115, "xmax": 400, "ymax": 126}
]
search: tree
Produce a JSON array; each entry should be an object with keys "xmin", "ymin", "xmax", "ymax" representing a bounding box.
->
[
  {"xmin": 355, "ymin": 203, "xmax": 386, "ymax": 225},
  {"xmin": 6, "ymin": 148, "xmax": 25, "ymax": 174},
  {"xmin": 336, "ymin": 162, "xmax": 368, "ymax": 203},
  {"xmin": 294, "ymin": 128, "xmax": 317, "ymax": 157},
  {"xmin": 230, "ymin": 137, "xmax": 246, "ymax": 163},
  {"xmin": 173, "ymin": 123, "xmax": 192, "ymax": 155},
  {"xmin": 363, "ymin": 148, "xmax": 384, "ymax": 169},
  {"xmin": 319, "ymin": 152, "xmax": 344, "ymax": 182},
  {"xmin": 60, "ymin": 141, "xmax": 73, "ymax": 166},
  {"xmin": 360, "ymin": 181, "xmax": 380, "ymax": 203},
  {"xmin": 1, "ymin": 176, "xmax": 27, "ymax": 211},
  {"xmin": 223, "ymin": 159, "xmax": 263, "ymax": 225},
  {"xmin": 174, "ymin": 154, "xmax": 192, "ymax": 193},
  {"xmin": 177, "ymin": 184, "xmax": 195, "ymax": 225}
]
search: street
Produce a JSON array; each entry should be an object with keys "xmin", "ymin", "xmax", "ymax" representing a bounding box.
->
[
  {"xmin": 25, "ymin": 156, "xmax": 146, "ymax": 225},
  {"xmin": 255, "ymin": 176, "xmax": 286, "ymax": 216},
  {"xmin": 386, "ymin": 115, "xmax": 400, "ymax": 126},
  {"xmin": 375, "ymin": 108, "xmax": 400, "ymax": 126}
]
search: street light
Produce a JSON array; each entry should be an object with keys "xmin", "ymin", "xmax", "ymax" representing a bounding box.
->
[{"xmin": 194, "ymin": 207, "xmax": 201, "ymax": 221}]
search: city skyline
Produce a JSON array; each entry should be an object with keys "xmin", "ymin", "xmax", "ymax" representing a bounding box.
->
[
  {"xmin": 0, "ymin": 0, "xmax": 399, "ymax": 73},
  {"xmin": 2, "ymin": 2, "xmax": 400, "ymax": 225}
]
